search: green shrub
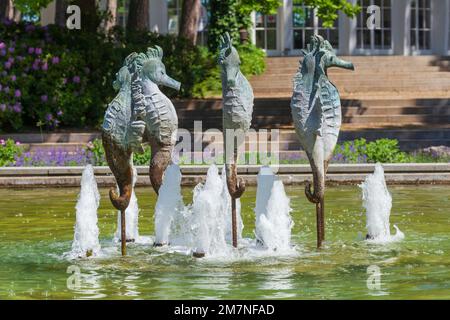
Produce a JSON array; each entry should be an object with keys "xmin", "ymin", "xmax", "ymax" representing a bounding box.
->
[
  {"xmin": 333, "ymin": 138, "xmax": 368, "ymax": 163},
  {"xmin": 0, "ymin": 139, "xmax": 23, "ymax": 166},
  {"xmin": 86, "ymin": 139, "xmax": 107, "ymax": 166},
  {"xmin": 86, "ymin": 138, "xmax": 151, "ymax": 166},
  {"xmin": 365, "ymin": 138, "xmax": 408, "ymax": 163},
  {"xmin": 133, "ymin": 146, "xmax": 152, "ymax": 166},
  {"xmin": 192, "ymin": 43, "xmax": 266, "ymax": 98},
  {"xmin": 333, "ymin": 138, "xmax": 409, "ymax": 163},
  {"xmin": 238, "ymin": 43, "xmax": 266, "ymax": 76}
]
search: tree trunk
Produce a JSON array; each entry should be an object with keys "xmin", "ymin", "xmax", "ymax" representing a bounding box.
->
[
  {"xmin": 54, "ymin": 0, "xmax": 67, "ymax": 27},
  {"xmin": 179, "ymin": 0, "xmax": 201, "ymax": 45},
  {"xmin": 12, "ymin": 6, "xmax": 20, "ymax": 22},
  {"xmin": 73, "ymin": 0, "xmax": 100, "ymax": 32},
  {"xmin": 127, "ymin": 0, "xmax": 149, "ymax": 32},
  {"xmin": 0, "ymin": 0, "xmax": 9, "ymax": 20},
  {"xmin": 0, "ymin": 0, "xmax": 14, "ymax": 20},
  {"xmin": 105, "ymin": 0, "xmax": 117, "ymax": 31}
]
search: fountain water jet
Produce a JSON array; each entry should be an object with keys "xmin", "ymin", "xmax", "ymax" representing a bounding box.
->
[
  {"xmin": 154, "ymin": 164, "xmax": 184, "ymax": 246},
  {"xmin": 71, "ymin": 165, "xmax": 101, "ymax": 258},
  {"xmin": 153, "ymin": 164, "xmax": 243, "ymax": 258},
  {"xmin": 255, "ymin": 166, "xmax": 293, "ymax": 251},
  {"xmin": 359, "ymin": 163, "xmax": 404, "ymax": 243},
  {"xmin": 191, "ymin": 165, "xmax": 228, "ymax": 257}
]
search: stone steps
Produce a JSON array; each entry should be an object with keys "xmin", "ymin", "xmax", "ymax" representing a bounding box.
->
[
  {"xmin": 253, "ymin": 56, "xmax": 450, "ymax": 99},
  {"xmin": 6, "ymin": 126, "xmax": 450, "ymax": 155}
]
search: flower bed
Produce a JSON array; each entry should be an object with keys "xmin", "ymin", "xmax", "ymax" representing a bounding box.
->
[{"xmin": 1, "ymin": 138, "xmax": 449, "ymax": 167}]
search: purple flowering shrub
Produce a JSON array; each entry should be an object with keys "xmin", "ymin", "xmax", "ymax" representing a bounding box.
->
[
  {"xmin": 0, "ymin": 19, "xmax": 214, "ymax": 132},
  {"xmin": 0, "ymin": 20, "xmax": 119, "ymax": 131}
]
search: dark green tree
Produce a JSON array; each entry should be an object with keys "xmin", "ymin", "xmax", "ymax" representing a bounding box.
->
[
  {"xmin": 300, "ymin": 0, "xmax": 360, "ymax": 27},
  {"xmin": 207, "ymin": 0, "xmax": 240, "ymax": 51}
]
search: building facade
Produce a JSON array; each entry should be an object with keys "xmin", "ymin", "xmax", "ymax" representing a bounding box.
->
[{"xmin": 41, "ymin": 0, "xmax": 450, "ymax": 56}]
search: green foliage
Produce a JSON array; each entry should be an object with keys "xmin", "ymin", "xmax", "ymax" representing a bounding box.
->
[
  {"xmin": 207, "ymin": 0, "xmax": 241, "ymax": 51},
  {"xmin": 86, "ymin": 139, "xmax": 107, "ymax": 166},
  {"xmin": 334, "ymin": 138, "xmax": 368, "ymax": 163},
  {"xmin": 86, "ymin": 138, "xmax": 151, "ymax": 166},
  {"xmin": 237, "ymin": 0, "xmax": 282, "ymax": 30},
  {"xmin": 365, "ymin": 138, "xmax": 408, "ymax": 163},
  {"xmin": 299, "ymin": 0, "xmax": 360, "ymax": 27},
  {"xmin": 12, "ymin": 0, "xmax": 53, "ymax": 17},
  {"xmin": 334, "ymin": 138, "xmax": 409, "ymax": 163},
  {"xmin": 238, "ymin": 43, "xmax": 266, "ymax": 75},
  {"xmin": 133, "ymin": 146, "xmax": 152, "ymax": 166},
  {"xmin": 238, "ymin": 0, "xmax": 281, "ymax": 15},
  {"xmin": 208, "ymin": 0, "xmax": 283, "ymax": 51},
  {"xmin": 0, "ymin": 139, "xmax": 23, "ymax": 166}
]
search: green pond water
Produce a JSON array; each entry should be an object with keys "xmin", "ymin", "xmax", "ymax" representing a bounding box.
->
[{"xmin": 0, "ymin": 185, "xmax": 449, "ymax": 300}]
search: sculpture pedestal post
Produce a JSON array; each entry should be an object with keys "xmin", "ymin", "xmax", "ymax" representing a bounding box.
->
[
  {"xmin": 231, "ymin": 197, "xmax": 238, "ymax": 248},
  {"xmin": 316, "ymin": 198, "xmax": 325, "ymax": 248},
  {"xmin": 121, "ymin": 209, "xmax": 126, "ymax": 256}
]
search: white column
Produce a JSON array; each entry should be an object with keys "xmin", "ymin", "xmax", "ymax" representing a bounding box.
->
[
  {"xmin": 250, "ymin": 11, "xmax": 256, "ymax": 45},
  {"xmin": 149, "ymin": 0, "xmax": 168, "ymax": 33},
  {"xmin": 339, "ymin": 7, "xmax": 357, "ymax": 55},
  {"xmin": 278, "ymin": 5, "xmax": 284, "ymax": 54},
  {"xmin": 431, "ymin": 0, "xmax": 449, "ymax": 55},
  {"xmin": 392, "ymin": 0, "xmax": 411, "ymax": 55},
  {"xmin": 283, "ymin": 0, "xmax": 293, "ymax": 54},
  {"xmin": 40, "ymin": 0, "xmax": 56, "ymax": 26}
]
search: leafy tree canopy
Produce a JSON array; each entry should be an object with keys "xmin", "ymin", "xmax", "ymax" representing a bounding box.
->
[
  {"xmin": 13, "ymin": 0, "xmax": 53, "ymax": 17},
  {"xmin": 299, "ymin": 0, "xmax": 360, "ymax": 27}
]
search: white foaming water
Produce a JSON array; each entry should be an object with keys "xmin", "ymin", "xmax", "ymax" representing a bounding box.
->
[
  {"xmin": 255, "ymin": 166, "xmax": 294, "ymax": 252},
  {"xmin": 154, "ymin": 164, "xmax": 244, "ymax": 257},
  {"xmin": 153, "ymin": 164, "xmax": 297, "ymax": 259},
  {"xmin": 70, "ymin": 165, "xmax": 101, "ymax": 258},
  {"xmin": 154, "ymin": 164, "xmax": 185, "ymax": 245},
  {"xmin": 191, "ymin": 165, "xmax": 229, "ymax": 255},
  {"xmin": 115, "ymin": 167, "xmax": 139, "ymax": 242},
  {"xmin": 359, "ymin": 163, "xmax": 404, "ymax": 244}
]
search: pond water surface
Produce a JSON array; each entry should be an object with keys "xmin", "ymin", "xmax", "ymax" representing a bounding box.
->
[{"xmin": 0, "ymin": 185, "xmax": 449, "ymax": 299}]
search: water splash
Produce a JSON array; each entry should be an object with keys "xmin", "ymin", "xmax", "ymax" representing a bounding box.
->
[
  {"xmin": 115, "ymin": 167, "xmax": 139, "ymax": 242},
  {"xmin": 359, "ymin": 163, "xmax": 404, "ymax": 244},
  {"xmin": 153, "ymin": 164, "xmax": 244, "ymax": 257},
  {"xmin": 255, "ymin": 166, "xmax": 294, "ymax": 252},
  {"xmin": 191, "ymin": 165, "xmax": 229, "ymax": 256},
  {"xmin": 154, "ymin": 164, "xmax": 296, "ymax": 259},
  {"xmin": 154, "ymin": 164, "xmax": 185, "ymax": 245},
  {"xmin": 70, "ymin": 165, "xmax": 101, "ymax": 258}
]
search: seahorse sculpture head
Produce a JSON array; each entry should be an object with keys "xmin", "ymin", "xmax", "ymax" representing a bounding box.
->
[
  {"xmin": 136, "ymin": 46, "xmax": 181, "ymax": 91},
  {"xmin": 297, "ymin": 35, "xmax": 354, "ymax": 88},
  {"xmin": 218, "ymin": 32, "xmax": 241, "ymax": 87}
]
